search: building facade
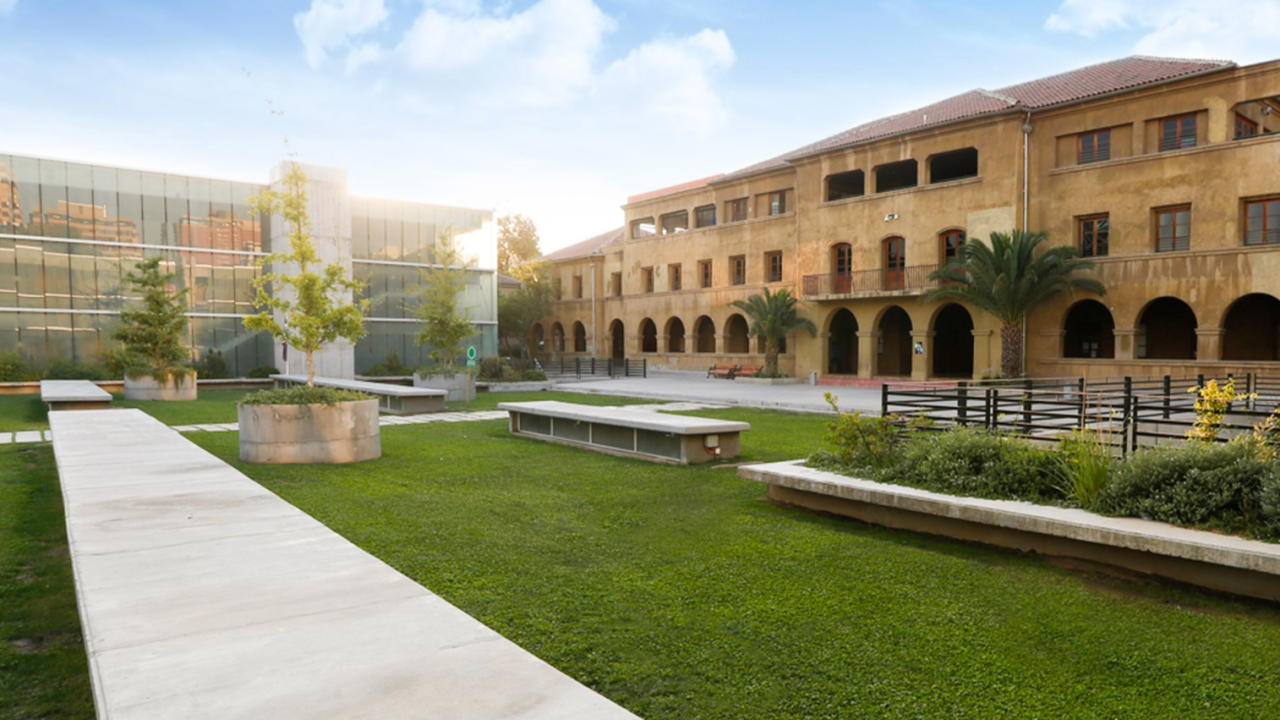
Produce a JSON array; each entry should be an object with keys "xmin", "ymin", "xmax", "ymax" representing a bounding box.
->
[
  {"xmin": 0, "ymin": 153, "xmax": 497, "ymax": 376},
  {"xmin": 537, "ymin": 56, "xmax": 1280, "ymax": 381}
]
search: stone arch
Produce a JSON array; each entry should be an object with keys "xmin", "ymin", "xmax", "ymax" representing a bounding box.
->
[
  {"xmin": 877, "ymin": 305, "xmax": 913, "ymax": 376},
  {"xmin": 1063, "ymin": 300, "xmax": 1115, "ymax": 359},
  {"xmin": 930, "ymin": 303, "xmax": 974, "ymax": 378},
  {"xmin": 828, "ymin": 308, "xmax": 858, "ymax": 374},
  {"xmin": 572, "ymin": 321, "xmax": 587, "ymax": 353},
  {"xmin": 665, "ymin": 317, "xmax": 686, "ymax": 353},
  {"xmin": 725, "ymin": 314, "xmax": 750, "ymax": 354},
  {"xmin": 609, "ymin": 319, "xmax": 625, "ymax": 360},
  {"xmin": 550, "ymin": 322, "xmax": 565, "ymax": 353},
  {"xmin": 639, "ymin": 318, "xmax": 657, "ymax": 353},
  {"xmin": 1136, "ymin": 297, "xmax": 1197, "ymax": 360},
  {"xmin": 694, "ymin": 316, "xmax": 716, "ymax": 353},
  {"xmin": 1223, "ymin": 293, "xmax": 1280, "ymax": 361}
]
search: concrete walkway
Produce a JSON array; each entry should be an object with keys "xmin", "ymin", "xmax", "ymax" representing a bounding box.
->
[
  {"xmin": 557, "ymin": 370, "xmax": 883, "ymax": 415},
  {"xmin": 49, "ymin": 409, "xmax": 640, "ymax": 720}
]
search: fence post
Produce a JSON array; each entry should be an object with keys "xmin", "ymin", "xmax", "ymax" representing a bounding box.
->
[
  {"xmin": 1021, "ymin": 379, "xmax": 1033, "ymax": 431},
  {"xmin": 1122, "ymin": 393, "xmax": 1132, "ymax": 458},
  {"xmin": 957, "ymin": 382, "xmax": 969, "ymax": 425},
  {"xmin": 1162, "ymin": 375, "xmax": 1172, "ymax": 419},
  {"xmin": 642, "ymin": 358, "xmax": 647, "ymax": 378},
  {"xmin": 880, "ymin": 382, "xmax": 889, "ymax": 417},
  {"xmin": 985, "ymin": 387, "xmax": 996, "ymax": 430}
]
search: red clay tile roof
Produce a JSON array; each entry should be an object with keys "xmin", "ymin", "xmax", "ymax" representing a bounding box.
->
[
  {"xmin": 710, "ymin": 56, "xmax": 1233, "ymax": 184},
  {"xmin": 626, "ymin": 175, "xmax": 724, "ymax": 205},
  {"xmin": 541, "ymin": 226, "xmax": 625, "ymax": 262}
]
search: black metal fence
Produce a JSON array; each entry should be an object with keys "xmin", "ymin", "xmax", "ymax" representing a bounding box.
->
[
  {"xmin": 545, "ymin": 356, "xmax": 647, "ymax": 380},
  {"xmin": 880, "ymin": 372, "xmax": 1280, "ymax": 455}
]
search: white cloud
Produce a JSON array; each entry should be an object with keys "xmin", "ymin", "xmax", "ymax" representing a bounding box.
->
[
  {"xmin": 1046, "ymin": 0, "xmax": 1280, "ymax": 63},
  {"xmin": 344, "ymin": 41, "xmax": 383, "ymax": 75},
  {"xmin": 0, "ymin": 0, "xmax": 17, "ymax": 14},
  {"xmin": 599, "ymin": 29, "xmax": 736, "ymax": 136},
  {"xmin": 294, "ymin": 0, "xmax": 389, "ymax": 69},
  {"xmin": 397, "ymin": 0, "xmax": 614, "ymax": 105}
]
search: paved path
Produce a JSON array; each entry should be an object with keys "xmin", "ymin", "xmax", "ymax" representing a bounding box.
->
[
  {"xmin": 49, "ymin": 408, "xmax": 640, "ymax": 720},
  {"xmin": 557, "ymin": 370, "xmax": 884, "ymax": 415}
]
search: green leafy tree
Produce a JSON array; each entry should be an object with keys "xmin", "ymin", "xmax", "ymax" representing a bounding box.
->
[
  {"xmin": 497, "ymin": 259, "xmax": 553, "ymax": 353},
  {"xmin": 497, "ymin": 213, "xmax": 541, "ymax": 273},
  {"xmin": 114, "ymin": 256, "xmax": 191, "ymax": 380},
  {"xmin": 415, "ymin": 229, "xmax": 475, "ymax": 372},
  {"xmin": 244, "ymin": 162, "xmax": 368, "ymax": 386},
  {"xmin": 729, "ymin": 287, "xmax": 817, "ymax": 376},
  {"xmin": 923, "ymin": 229, "xmax": 1104, "ymax": 378}
]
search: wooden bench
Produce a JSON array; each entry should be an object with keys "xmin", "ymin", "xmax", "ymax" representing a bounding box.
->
[
  {"xmin": 271, "ymin": 374, "xmax": 445, "ymax": 415},
  {"xmin": 40, "ymin": 380, "xmax": 113, "ymax": 411},
  {"xmin": 707, "ymin": 363, "xmax": 738, "ymax": 379},
  {"xmin": 734, "ymin": 365, "xmax": 764, "ymax": 379},
  {"xmin": 499, "ymin": 400, "xmax": 750, "ymax": 464}
]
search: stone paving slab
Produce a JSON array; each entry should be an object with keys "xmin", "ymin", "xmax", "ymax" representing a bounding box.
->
[
  {"xmin": 49, "ymin": 409, "xmax": 640, "ymax": 720},
  {"xmin": 14, "ymin": 430, "xmax": 44, "ymax": 443}
]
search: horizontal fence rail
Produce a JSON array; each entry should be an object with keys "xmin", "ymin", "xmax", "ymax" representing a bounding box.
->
[
  {"xmin": 544, "ymin": 356, "xmax": 646, "ymax": 380},
  {"xmin": 803, "ymin": 264, "xmax": 941, "ymax": 297}
]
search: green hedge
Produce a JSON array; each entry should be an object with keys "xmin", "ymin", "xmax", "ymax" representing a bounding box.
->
[{"xmin": 240, "ymin": 386, "xmax": 372, "ymax": 406}]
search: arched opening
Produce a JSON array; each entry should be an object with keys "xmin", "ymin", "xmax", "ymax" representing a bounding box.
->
[
  {"xmin": 666, "ymin": 317, "xmax": 686, "ymax": 353},
  {"xmin": 877, "ymin": 306, "xmax": 913, "ymax": 376},
  {"xmin": 531, "ymin": 323, "xmax": 545, "ymax": 352},
  {"xmin": 694, "ymin": 316, "xmax": 716, "ymax": 353},
  {"xmin": 931, "ymin": 303, "xmax": 974, "ymax": 378},
  {"xmin": 1063, "ymin": 300, "xmax": 1115, "ymax": 358},
  {"xmin": 609, "ymin": 319, "xmax": 625, "ymax": 360},
  {"xmin": 1137, "ymin": 297, "xmax": 1197, "ymax": 359},
  {"xmin": 639, "ymin": 318, "xmax": 657, "ymax": 353},
  {"xmin": 1223, "ymin": 294, "xmax": 1280, "ymax": 360},
  {"xmin": 883, "ymin": 237, "xmax": 905, "ymax": 290},
  {"xmin": 572, "ymin": 321, "xmax": 586, "ymax": 353},
  {"xmin": 832, "ymin": 242, "xmax": 853, "ymax": 293},
  {"xmin": 725, "ymin": 314, "xmax": 750, "ymax": 354},
  {"xmin": 828, "ymin": 309, "xmax": 858, "ymax": 374},
  {"xmin": 550, "ymin": 322, "xmax": 565, "ymax": 353}
]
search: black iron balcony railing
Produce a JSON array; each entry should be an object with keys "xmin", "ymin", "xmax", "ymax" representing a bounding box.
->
[{"xmin": 803, "ymin": 264, "xmax": 942, "ymax": 297}]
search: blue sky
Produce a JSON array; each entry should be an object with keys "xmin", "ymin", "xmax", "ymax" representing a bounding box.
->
[{"xmin": 3, "ymin": 0, "xmax": 1277, "ymax": 252}]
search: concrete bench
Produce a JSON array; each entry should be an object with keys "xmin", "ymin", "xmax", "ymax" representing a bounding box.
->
[
  {"xmin": 272, "ymin": 374, "xmax": 445, "ymax": 415},
  {"xmin": 499, "ymin": 400, "xmax": 749, "ymax": 464},
  {"xmin": 40, "ymin": 380, "xmax": 113, "ymax": 411},
  {"xmin": 48, "ymin": 408, "xmax": 639, "ymax": 720}
]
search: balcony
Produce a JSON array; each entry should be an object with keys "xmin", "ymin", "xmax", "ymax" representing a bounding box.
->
[{"xmin": 803, "ymin": 264, "xmax": 941, "ymax": 299}]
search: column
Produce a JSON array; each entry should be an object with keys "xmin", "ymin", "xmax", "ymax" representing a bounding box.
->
[
  {"xmin": 910, "ymin": 330, "xmax": 932, "ymax": 381},
  {"xmin": 1113, "ymin": 328, "xmax": 1138, "ymax": 361},
  {"xmin": 1196, "ymin": 326, "xmax": 1225, "ymax": 362},
  {"xmin": 857, "ymin": 330, "xmax": 876, "ymax": 378}
]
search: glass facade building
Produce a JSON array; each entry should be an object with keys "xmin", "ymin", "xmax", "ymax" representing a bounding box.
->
[{"xmin": 0, "ymin": 153, "xmax": 497, "ymax": 375}]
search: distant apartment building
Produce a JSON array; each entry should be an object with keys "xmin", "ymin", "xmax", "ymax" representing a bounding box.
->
[
  {"xmin": 0, "ymin": 153, "xmax": 497, "ymax": 375},
  {"xmin": 536, "ymin": 55, "xmax": 1280, "ymax": 380}
]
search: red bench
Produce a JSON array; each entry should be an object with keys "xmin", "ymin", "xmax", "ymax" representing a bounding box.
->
[
  {"xmin": 733, "ymin": 365, "xmax": 763, "ymax": 379},
  {"xmin": 707, "ymin": 364, "xmax": 739, "ymax": 379}
]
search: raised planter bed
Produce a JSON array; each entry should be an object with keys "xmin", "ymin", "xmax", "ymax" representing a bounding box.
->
[
  {"xmin": 740, "ymin": 460, "xmax": 1280, "ymax": 603},
  {"xmin": 125, "ymin": 371, "xmax": 198, "ymax": 401},
  {"xmin": 239, "ymin": 398, "xmax": 381, "ymax": 464},
  {"xmin": 478, "ymin": 380, "xmax": 555, "ymax": 393},
  {"xmin": 735, "ymin": 376, "xmax": 806, "ymax": 386},
  {"xmin": 414, "ymin": 372, "xmax": 476, "ymax": 402}
]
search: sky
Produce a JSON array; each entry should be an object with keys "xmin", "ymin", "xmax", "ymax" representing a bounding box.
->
[{"xmin": 2, "ymin": 0, "xmax": 1278, "ymax": 254}]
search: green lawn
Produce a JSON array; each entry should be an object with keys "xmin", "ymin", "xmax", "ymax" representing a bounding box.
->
[
  {"xmin": 183, "ymin": 408, "xmax": 1280, "ymax": 720},
  {"xmin": 0, "ymin": 445, "xmax": 95, "ymax": 719}
]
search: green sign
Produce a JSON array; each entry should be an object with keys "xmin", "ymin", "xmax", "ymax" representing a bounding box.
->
[{"xmin": 465, "ymin": 345, "xmax": 478, "ymax": 367}]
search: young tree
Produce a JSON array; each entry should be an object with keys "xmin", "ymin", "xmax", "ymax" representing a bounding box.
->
[
  {"xmin": 923, "ymin": 229, "xmax": 1105, "ymax": 378},
  {"xmin": 497, "ymin": 213, "xmax": 541, "ymax": 273},
  {"xmin": 244, "ymin": 162, "xmax": 368, "ymax": 386},
  {"xmin": 497, "ymin": 259, "xmax": 553, "ymax": 353},
  {"xmin": 414, "ymin": 229, "xmax": 475, "ymax": 371},
  {"xmin": 729, "ymin": 288, "xmax": 817, "ymax": 376},
  {"xmin": 114, "ymin": 256, "xmax": 191, "ymax": 380}
]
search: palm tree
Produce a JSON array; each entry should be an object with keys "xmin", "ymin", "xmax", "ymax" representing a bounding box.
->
[
  {"xmin": 922, "ymin": 230, "xmax": 1104, "ymax": 378},
  {"xmin": 729, "ymin": 288, "xmax": 817, "ymax": 376}
]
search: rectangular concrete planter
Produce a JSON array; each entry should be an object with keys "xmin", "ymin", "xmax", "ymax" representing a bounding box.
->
[
  {"xmin": 413, "ymin": 372, "xmax": 476, "ymax": 402},
  {"xmin": 735, "ymin": 376, "xmax": 806, "ymax": 386},
  {"xmin": 238, "ymin": 398, "xmax": 381, "ymax": 464},
  {"xmin": 478, "ymin": 381, "xmax": 555, "ymax": 393},
  {"xmin": 124, "ymin": 370, "xmax": 198, "ymax": 401},
  {"xmin": 740, "ymin": 460, "xmax": 1280, "ymax": 603}
]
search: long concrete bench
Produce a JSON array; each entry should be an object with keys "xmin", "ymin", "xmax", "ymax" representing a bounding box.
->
[
  {"xmin": 272, "ymin": 374, "xmax": 445, "ymax": 415},
  {"xmin": 499, "ymin": 400, "xmax": 749, "ymax": 464},
  {"xmin": 40, "ymin": 379, "xmax": 113, "ymax": 411},
  {"xmin": 48, "ymin": 408, "xmax": 640, "ymax": 720},
  {"xmin": 741, "ymin": 459, "xmax": 1280, "ymax": 604}
]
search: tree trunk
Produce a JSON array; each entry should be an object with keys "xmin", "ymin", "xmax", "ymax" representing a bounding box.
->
[
  {"xmin": 765, "ymin": 339, "xmax": 780, "ymax": 376},
  {"xmin": 306, "ymin": 349, "xmax": 316, "ymax": 387},
  {"xmin": 1000, "ymin": 323, "xmax": 1022, "ymax": 378}
]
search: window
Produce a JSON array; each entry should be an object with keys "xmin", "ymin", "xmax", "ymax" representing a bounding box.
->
[
  {"xmin": 660, "ymin": 210, "xmax": 688, "ymax": 235},
  {"xmin": 668, "ymin": 263, "xmax": 682, "ymax": 291},
  {"xmin": 642, "ymin": 267, "xmax": 654, "ymax": 293},
  {"xmin": 883, "ymin": 237, "xmax": 905, "ymax": 290},
  {"xmin": 941, "ymin": 230, "xmax": 965, "ymax": 261},
  {"xmin": 1078, "ymin": 129, "xmax": 1111, "ymax": 164},
  {"xmin": 826, "ymin": 170, "xmax": 865, "ymax": 201},
  {"xmin": 631, "ymin": 217, "xmax": 655, "ymax": 238},
  {"xmin": 1236, "ymin": 113, "xmax": 1259, "ymax": 139},
  {"xmin": 875, "ymin": 159, "xmax": 918, "ymax": 193},
  {"xmin": 1159, "ymin": 114, "xmax": 1197, "ymax": 151},
  {"xmin": 1078, "ymin": 215, "xmax": 1109, "ymax": 257},
  {"xmin": 929, "ymin": 147, "xmax": 978, "ymax": 183},
  {"xmin": 1245, "ymin": 198, "xmax": 1280, "ymax": 246},
  {"xmin": 611, "ymin": 272, "xmax": 622, "ymax": 297},
  {"xmin": 1156, "ymin": 205, "xmax": 1191, "ymax": 253},
  {"xmin": 726, "ymin": 198, "xmax": 748, "ymax": 222},
  {"xmin": 698, "ymin": 259, "xmax": 712, "ymax": 288},
  {"xmin": 765, "ymin": 251, "xmax": 782, "ymax": 282},
  {"xmin": 730, "ymin": 255, "xmax": 746, "ymax": 285},
  {"xmin": 768, "ymin": 191, "xmax": 787, "ymax": 216},
  {"xmin": 572, "ymin": 275, "xmax": 583, "ymax": 299},
  {"xmin": 695, "ymin": 204, "xmax": 716, "ymax": 228}
]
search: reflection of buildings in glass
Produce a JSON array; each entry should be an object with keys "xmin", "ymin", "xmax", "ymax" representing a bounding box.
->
[
  {"xmin": 0, "ymin": 162, "xmax": 23, "ymax": 228},
  {"xmin": 30, "ymin": 200, "xmax": 140, "ymax": 244},
  {"xmin": 178, "ymin": 211, "xmax": 262, "ymax": 258}
]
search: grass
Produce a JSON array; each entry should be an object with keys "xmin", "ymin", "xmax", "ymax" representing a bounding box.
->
[
  {"xmin": 0, "ymin": 445, "xmax": 95, "ymax": 719},
  {"xmin": 183, "ymin": 407, "xmax": 1280, "ymax": 720}
]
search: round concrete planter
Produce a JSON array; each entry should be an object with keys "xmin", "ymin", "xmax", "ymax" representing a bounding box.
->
[
  {"xmin": 124, "ymin": 370, "xmax": 198, "ymax": 401},
  {"xmin": 413, "ymin": 372, "xmax": 476, "ymax": 402},
  {"xmin": 238, "ymin": 398, "xmax": 381, "ymax": 464}
]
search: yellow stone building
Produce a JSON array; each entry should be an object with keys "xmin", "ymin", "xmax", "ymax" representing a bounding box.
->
[{"xmin": 535, "ymin": 56, "xmax": 1280, "ymax": 381}]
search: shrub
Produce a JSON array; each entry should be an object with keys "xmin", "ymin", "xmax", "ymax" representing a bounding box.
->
[
  {"xmin": 1261, "ymin": 470, "xmax": 1280, "ymax": 537},
  {"xmin": 115, "ymin": 256, "xmax": 191, "ymax": 381},
  {"xmin": 240, "ymin": 386, "xmax": 371, "ymax": 406},
  {"xmin": 1095, "ymin": 442, "xmax": 1270, "ymax": 536},
  {"xmin": 365, "ymin": 351, "xmax": 414, "ymax": 377},
  {"xmin": 508, "ymin": 357, "xmax": 532, "ymax": 374},
  {"xmin": 519, "ymin": 369, "xmax": 547, "ymax": 381},
  {"xmin": 43, "ymin": 358, "xmax": 114, "ymax": 381},
  {"xmin": 478, "ymin": 355, "xmax": 505, "ymax": 380},
  {"xmin": 1058, "ymin": 429, "xmax": 1113, "ymax": 509},
  {"xmin": 817, "ymin": 393, "xmax": 907, "ymax": 470},
  {"xmin": 885, "ymin": 427, "xmax": 1066, "ymax": 502},
  {"xmin": 1187, "ymin": 378, "xmax": 1255, "ymax": 442},
  {"xmin": 246, "ymin": 365, "xmax": 278, "ymax": 379},
  {"xmin": 0, "ymin": 351, "xmax": 37, "ymax": 382},
  {"xmin": 195, "ymin": 348, "xmax": 230, "ymax": 380}
]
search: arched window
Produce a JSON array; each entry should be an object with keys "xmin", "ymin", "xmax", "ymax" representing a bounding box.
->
[
  {"xmin": 1063, "ymin": 300, "xmax": 1115, "ymax": 358},
  {"xmin": 666, "ymin": 317, "xmax": 686, "ymax": 353},
  {"xmin": 572, "ymin": 321, "xmax": 587, "ymax": 353},
  {"xmin": 639, "ymin": 318, "xmax": 657, "ymax": 353},
  {"xmin": 609, "ymin": 319, "xmax": 625, "ymax": 360},
  {"xmin": 1137, "ymin": 297, "xmax": 1197, "ymax": 359},
  {"xmin": 725, "ymin": 314, "xmax": 750, "ymax": 354},
  {"xmin": 694, "ymin": 316, "xmax": 716, "ymax": 353},
  {"xmin": 940, "ymin": 229, "xmax": 965, "ymax": 262}
]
